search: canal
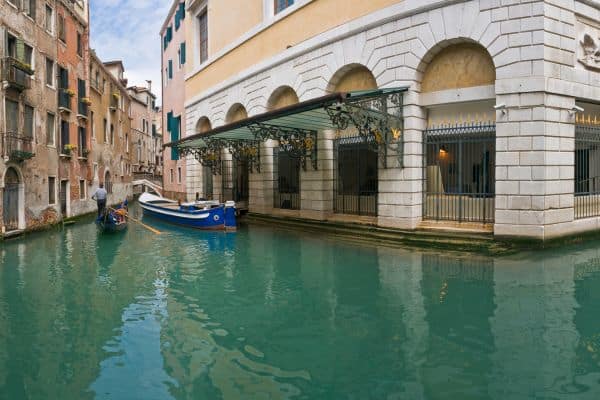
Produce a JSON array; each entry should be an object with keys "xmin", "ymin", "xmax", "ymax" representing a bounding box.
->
[{"xmin": 1, "ymin": 209, "xmax": 600, "ymax": 399}]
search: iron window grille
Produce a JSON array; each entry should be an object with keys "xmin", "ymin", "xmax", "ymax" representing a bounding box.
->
[
  {"xmin": 575, "ymin": 122, "xmax": 600, "ymax": 219},
  {"xmin": 273, "ymin": 147, "xmax": 301, "ymax": 210},
  {"xmin": 424, "ymin": 122, "xmax": 496, "ymax": 224}
]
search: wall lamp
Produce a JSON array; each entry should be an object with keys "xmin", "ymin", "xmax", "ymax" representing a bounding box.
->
[{"xmin": 494, "ymin": 103, "xmax": 506, "ymax": 115}]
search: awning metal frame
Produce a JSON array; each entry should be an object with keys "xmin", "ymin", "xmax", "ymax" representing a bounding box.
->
[{"xmin": 171, "ymin": 88, "xmax": 407, "ymax": 174}]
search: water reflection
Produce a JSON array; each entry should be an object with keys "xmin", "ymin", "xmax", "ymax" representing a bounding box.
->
[{"xmin": 1, "ymin": 219, "xmax": 600, "ymax": 398}]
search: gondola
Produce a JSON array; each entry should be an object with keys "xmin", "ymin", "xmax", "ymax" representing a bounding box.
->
[{"xmin": 96, "ymin": 204, "xmax": 128, "ymax": 233}]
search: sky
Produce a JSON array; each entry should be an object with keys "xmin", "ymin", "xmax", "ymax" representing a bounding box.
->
[{"xmin": 90, "ymin": 0, "xmax": 172, "ymax": 105}]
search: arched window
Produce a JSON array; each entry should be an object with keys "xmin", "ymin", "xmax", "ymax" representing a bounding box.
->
[{"xmin": 328, "ymin": 65, "xmax": 379, "ymax": 216}]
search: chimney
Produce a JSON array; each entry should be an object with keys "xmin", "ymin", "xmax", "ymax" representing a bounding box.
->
[{"xmin": 146, "ymin": 80, "xmax": 152, "ymax": 93}]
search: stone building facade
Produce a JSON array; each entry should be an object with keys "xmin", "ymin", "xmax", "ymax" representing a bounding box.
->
[
  {"xmin": 88, "ymin": 53, "xmax": 132, "ymax": 205},
  {"xmin": 127, "ymin": 84, "xmax": 159, "ymax": 175},
  {"xmin": 161, "ymin": 0, "xmax": 188, "ymax": 200},
  {"xmin": 55, "ymin": 0, "xmax": 91, "ymax": 217},
  {"xmin": 177, "ymin": 0, "xmax": 600, "ymax": 241},
  {"xmin": 0, "ymin": 0, "xmax": 61, "ymax": 233}
]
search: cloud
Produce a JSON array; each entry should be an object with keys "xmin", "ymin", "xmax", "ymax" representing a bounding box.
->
[{"xmin": 90, "ymin": 0, "xmax": 171, "ymax": 105}]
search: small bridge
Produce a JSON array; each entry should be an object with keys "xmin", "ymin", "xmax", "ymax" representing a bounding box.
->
[{"xmin": 132, "ymin": 179, "xmax": 163, "ymax": 196}]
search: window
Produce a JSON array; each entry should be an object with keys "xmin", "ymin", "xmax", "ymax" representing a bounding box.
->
[
  {"xmin": 110, "ymin": 124, "xmax": 114, "ymax": 145},
  {"xmin": 24, "ymin": 43, "xmax": 33, "ymax": 70},
  {"xmin": 78, "ymin": 126, "xmax": 86, "ymax": 155},
  {"xmin": 58, "ymin": 14, "xmax": 65, "ymax": 42},
  {"xmin": 125, "ymin": 132, "xmax": 129, "ymax": 153},
  {"xmin": 273, "ymin": 148, "xmax": 300, "ymax": 210},
  {"xmin": 93, "ymin": 164, "xmax": 98, "ymax": 182},
  {"xmin": 170, "ymin": 169, "xmax": 174, "ymax": 183},
  {"xmin": 198, "ymin": 10, "xmax": 208, "ymax": 63},
  {"xmin": 76, "ymin": 32, "xmax": 82, "ymax": 56},
  {"xmin": 178, "ymin": 167, "xmax": 182, "ymax": 183},
  {"xmin": 60, "ymin": 119, "xmax": 69, "ymax": 152},
  {"xmin": 45, "ymin": 5, "xmax": 53, "ymax": 33},
  {"xmin": 103, "ymin": 118, "xmax": 107, "ymax": 143},
  {"xmin": 46, "ymin": 112, "xmax": 55, "ymax": 146},
  {"xmin": 168, "ymin": 60, "xmax": 173, "ymax": 79},
  {"xmin": 179, "ymin": 42, "xmax": 186, "ymax": 66},
  {"xmin": 275, "ymin": 0, "xmax": 294, "ymax": 13},
  {"xmin": 45, "ymin": 57, "xmax": 54, "ymax": 86},
  {"xmin": 24, "ymin": 105, "xmax": 34, "ymax": 138},
  {"xmin": 79, "ymin": 180, "xmax": 85, "ymax": 200},
  {"xmin": 48, "ymin": 177, "xmax": 56, "ymax": 205},
  {"xmin": 24, "ymin": 0, "xmax": 36, "ymax": 19},
  {"xmin": 5, "ymin": 99, "xmax": 18, "ymax": 134},
  {"xmin": 90, "ymin": 111, "xmax": 95, "ymax": 139}
]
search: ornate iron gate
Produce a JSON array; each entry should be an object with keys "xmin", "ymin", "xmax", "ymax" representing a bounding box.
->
[
  {"xmin": 424, "ymin": 123, "xmax": 495, "ymax": 223},
  {"xmin": 273, "ymin": 147, "xmax": 301, "ymax": 210},
  {"xmin": 333, "ymin": 135, "xmax": 378, "ymax": 216},
  {"xmin": 3, "ymin": 183, "xmax": 19, "ymax": 231}
]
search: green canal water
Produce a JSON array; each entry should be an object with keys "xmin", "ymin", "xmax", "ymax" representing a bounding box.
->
[{"xmin": 1, "ymin": 209, "xmax": 600, "ymax": 400}]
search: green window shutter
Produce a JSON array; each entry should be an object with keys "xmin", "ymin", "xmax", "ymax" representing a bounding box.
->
[
  {"xmin": 168, "ymin": 60, "xmax": 173, "ymax": 79},
  {"xmin": 171, "ymin": 115, "xmax": 180, "ymax": 161},
  {"xmin": 179, "ymin": 3, "xmax": 185, "ymax": 20},
  {"xmin": 167, "ymin": 26, "xmax": 173, "ymax": 42},
  {"xmin": 175, "ymin": 12, "xmax": 180, "ymax": 30},
  {"xmin": 180, "ymin": 43, "xmax": 186, "ymax": 65},
  {"xmin": 167, "ymin": 111, "xmax": 173, "ymax": 132},
  {"xmin": 163, "ymin": 34, "xmax": 168, "ymax": 50}
]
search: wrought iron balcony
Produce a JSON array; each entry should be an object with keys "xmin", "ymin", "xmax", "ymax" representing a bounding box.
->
[
  {"xmin": 2, "ymin": 132, "xmax": 34, "ymax": 162},
  {"xmin": 1, "ymin": 57, "xmax": 33, "ymax": 91},
  {"xmin": 59, "ymin": 90, "xmax": 72, "ymax": 111}
]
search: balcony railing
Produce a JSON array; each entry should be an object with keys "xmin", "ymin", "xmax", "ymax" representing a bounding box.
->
[
  {"xmin": 1, "ymin": 57, "xmax": 33, "ymax": 91},
  {"xmin": 59, "ymin": 90, "xmax": 72, "ymax": 110},
  {"xmin": 2, "ymin": 132, "xmax": 34, "ymax": 161}
]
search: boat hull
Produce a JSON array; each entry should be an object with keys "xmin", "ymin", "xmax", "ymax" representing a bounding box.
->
[{"xmin": 139, "ymin": 193, "xmax": 236, "ymax": 231}]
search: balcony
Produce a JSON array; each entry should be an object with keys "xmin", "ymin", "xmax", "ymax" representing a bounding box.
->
[
  {"xmin": 59, "ymin": 90, "xmax": 72, "ymax": 112},
  {"xmin": 2, "ymin": 132, "xmax": 34, "ymax": 162},
  {"xmin": 1, "ymin": 57, "xmax": 33, "ymax": 91}
]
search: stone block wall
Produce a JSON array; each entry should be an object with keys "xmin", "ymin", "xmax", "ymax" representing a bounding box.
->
[{"xmin": 182, "ymin": 0, "xmax": 600, "ymax": 240}]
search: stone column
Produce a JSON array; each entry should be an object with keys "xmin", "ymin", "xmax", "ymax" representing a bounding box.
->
[
  {"xmin": 248, "ymin": 140, "xmax": 275, "ymax": 214},
  {"xmin": 494, "ymin": 91, "xmax": 575, "ymax": 239},
  {"xmin": 300, "ymin": 130, "xmax": 335, "ymax": 220},
  {"xmin": 379, "ymin": 90, "xmax": 425, "ymax": 230}
]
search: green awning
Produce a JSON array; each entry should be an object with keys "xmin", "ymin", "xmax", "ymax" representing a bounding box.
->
[{"xmin": 167, "ymin": 87, "xmax": 408, "ymax": 172}]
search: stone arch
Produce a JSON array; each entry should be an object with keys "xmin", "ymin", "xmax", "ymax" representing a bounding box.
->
[
  {"xmin": 418, "ymin": 41, "xmax": 496, "ymax": 92},
  {"xmin": 196, "ymin": 117, "xmax": 212, "ymax": 134},
  {"xmin": 3, "ymin": 165, "xmax": 22, "ymax": 185},
  {"xmin": 267, "ymin": 86, "xmax": 299, "ymax": 111},
  {"xmin": 327, "ymin": 64, "xmax": 378, "ymax": 93},
  {"xmin": 225, "ymin": 103, "xmax": 248, "ymax": 124}
]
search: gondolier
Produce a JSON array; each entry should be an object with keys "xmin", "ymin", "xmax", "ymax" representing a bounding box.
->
[{"xmin": 91, "ymin": 183, "xmax": 108, "ymax": 217}]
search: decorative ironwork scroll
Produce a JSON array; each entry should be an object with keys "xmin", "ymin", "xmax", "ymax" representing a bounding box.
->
[
  {"xmin": 326, "ymin": 91, "xmax": 404, "ymax": 168},
  {"xmin": 177, "ymin": 142, "xmax": 223, "ymax": 175},
  {"xmin": 248, "ymin": 123, "xmax": 318, "ymax": 171},
  {"xmin": 218, "ymin": 139, "xmax": 261, "ymax": 173}
]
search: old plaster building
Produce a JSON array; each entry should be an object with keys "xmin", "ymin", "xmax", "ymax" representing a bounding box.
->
[
  {"xmin": 55, "ymin": 0, "xmax": 91, "ymax": 218},
  {"xmin": 161, "ymin": 0, "xmax": 188, "ymax": 200},
  {"xmin": 173, "ymin": 0, "xmax": 600, "ymax": 241},
  {"xmin": 88, "ymin": 53, "xmax": 133, "ymax": 204},
  {"xmin": 0, "ymin": 0, "xmax": 60, "ymax": 233},
  {"xmin": 127, "ymin": 84, "xmax": 159, "ymax": 176}
]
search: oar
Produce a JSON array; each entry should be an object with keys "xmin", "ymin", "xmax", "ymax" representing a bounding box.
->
[{"xmin": 108, "ymin": 207, "xmax": 162, "ymax": 235}]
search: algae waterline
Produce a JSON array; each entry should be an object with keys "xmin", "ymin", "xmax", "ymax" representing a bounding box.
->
[{"xmin": 1, "ymin": 204, "xmax": 600, "ymax": 399}]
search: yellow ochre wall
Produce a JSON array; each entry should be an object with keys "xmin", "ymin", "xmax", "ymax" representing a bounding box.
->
[
  {"xmin": 187, "ymin": 0, "xmax": 403, "ymax": 98},
  {"xmin": 208, "ymin": 0, "xmax": 264, "ymax": 57}
]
